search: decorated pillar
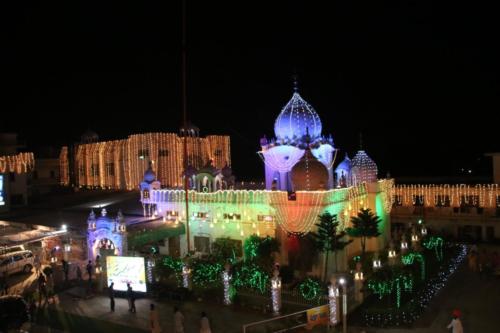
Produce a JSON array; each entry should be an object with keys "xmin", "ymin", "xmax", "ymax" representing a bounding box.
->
[
  {"xmin": 182, "ymin": 263, "xmax": 191, "ymax": 290},
  {"xmin": 328, "ymin": 276, "xmax": 340, "ymax": 326},
  {"xmin": 271, "ymin": 268, "xmax": 282, "ymax": 315},
  {"xmin": 222, "ymin": 263, "xmax": 232, "ymax": 305}
]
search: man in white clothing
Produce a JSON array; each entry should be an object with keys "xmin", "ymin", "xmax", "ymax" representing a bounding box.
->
[
  {"xmin": 174, "ymin": 306, "xmax": 185, "ymax": 333},
  {"xmin": 447, "ymin": 309, "xmax": 463, "ymax": 333}
]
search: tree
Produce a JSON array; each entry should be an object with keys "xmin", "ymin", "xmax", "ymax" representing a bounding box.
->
[
  {"xmin": 244, "ymin": 235, "xmax": 280, "ymax": 270},
  {"xmin": 346, "ymin": 208, "xmax": 381, "ymax": 258},
  {"xmin": 311, "ymin": 212, "xmax": 352, "ymax": 280},
  {"xmin": 212, "ymin": 237, "xmax": 242, "ymax": 263}
]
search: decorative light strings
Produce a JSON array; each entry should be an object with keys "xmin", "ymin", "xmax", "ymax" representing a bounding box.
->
[
  {"xmin": 63, "ymin": 132, "xmax": 230, "ymax": 190},
  {"xmin": 0, "ymin": 152, "xmax": 34, "ymax": 174},
  {"xmin": 394, "ymin": 184, "xmax": 499, "ymax": 208}
]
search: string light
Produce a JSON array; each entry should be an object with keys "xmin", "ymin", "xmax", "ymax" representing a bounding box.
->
[
  {"xmin": 394, "ymin": 184, "xmax": 499, "ymax": 208},
  {"xmin": 62, "ymin": 132, "xmax": 230, "ymax": 189},
  {"xmin": 0, "ymin": 152, "xmax": 34, "ymax": 174}
]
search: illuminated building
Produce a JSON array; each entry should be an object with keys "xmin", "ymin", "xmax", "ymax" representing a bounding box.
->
[
  {"xmin": 140, "ymin": 83, "xmax": 393, "ymax": 275},
  {"xmin": 60, "ymin": 128, "xmax": 231, "ymax": 190},
  {"xmin": 0, "ymin": 133, "xmax": 35, "ymax": 211},
  {"xmin": 392, "ymin": 184, "xmax": 500, "ymax": 241}
]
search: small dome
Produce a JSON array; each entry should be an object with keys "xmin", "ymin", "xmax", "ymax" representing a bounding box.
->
[
  {"xmin": 144, "ymin": 163, "xmax": 156, "ymax": 183},
  {"xmin": 291, "ymin": 148, "xmax": 328, "ymax": 191},
  {"xmin": 179, "ymin": 123, "xmax": 200, "ymax": 137},
  {"xmin": 81, "ymin": 129, "xmax": 99, "ymax": 144},
  {"xmin": 335, "ymin": 154, "xmax": 352, "ymax": 174},
  {"xmin": 274, "ymin": 92, "xmax": 322, "ymax": 141},
  {"xmin": 351, "ymin": 150, "xmax": 378, "ymax": 184}
]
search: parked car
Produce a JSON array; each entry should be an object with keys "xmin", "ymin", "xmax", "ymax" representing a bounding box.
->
[
  {"xmin": 0, "ymin": 295, "xmax": 30, "ymax": 332},
  {"xmin": 0, "ymin": 250, "xmax": 35, "ymax": 275}
]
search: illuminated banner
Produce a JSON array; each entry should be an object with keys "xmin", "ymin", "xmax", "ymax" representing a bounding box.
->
[
  {"xmin": 306, "ymin": 305, "xmax": 329, "ymax": 330},
  {"xmin": 106, "ymin": 256, "xmax": 147, "ymax": 292}
]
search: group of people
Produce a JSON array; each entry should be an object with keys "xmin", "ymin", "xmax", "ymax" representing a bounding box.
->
[
  {"xmin": 107, "ymin": 281, "xmax": 211, "ymax": 333},
  {"xmin": 467, "ymin": 245, "xmax": 500, "ymax": 277}
]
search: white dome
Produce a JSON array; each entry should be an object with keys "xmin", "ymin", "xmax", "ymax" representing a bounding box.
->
[{"xmin": 274, "ymin": 92, "xmax": 322, "ymax": 141}]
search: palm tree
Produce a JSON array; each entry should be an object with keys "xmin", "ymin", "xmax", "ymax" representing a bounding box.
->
[
  {"xmin": 311, "ymin": 212, "xmax": 352, "ymax": 281},
  {"xmin": 346, "ymin": 208, "xmax": 382, "ymax": 258}
]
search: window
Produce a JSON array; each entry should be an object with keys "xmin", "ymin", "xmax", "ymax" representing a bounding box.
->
[
  {"xmin": 413, "ymin": 195, "xmax": 424, "ymax": 207},
  {"xmin": 1, "ymin": 258, "xmax": 11, "ymax": 266},
  {"xmin": 90, "ymin": 164, "xmax": 99, "ymax": 177},
  {"xmin": 24, "ymin": 252, "xmax": 33, "ymax": 258},
  {"xmin": 257, "ymin": 215, "xmax": 274, "ymax": 222},
  {"xmin": 223, "ymin": 213, "xmax": 241, "ymax": 220},
  {"xmin": 138, "ymin": 149, "xmax": 150, "ymax": 159},
  {"xmin": 436, "ymin": 195, "xmax": 450, "ymax": 207},
  {"xmin": 194, "ymin": 236, "xmax": 210, "ymax": 254},
  {"xmin": 196, "ymin": 212, "xmax": 208, "ymax": 219},
  {"xmin": 106, "ymin": 163, "xmax": 115, "ymax": 176},
  {"xmin": 159, "ymin": 149, "xmax": 169, "ymax": 157},
  {"xmin": 13, "ymin": 254, "xmax": 24, "ymax": 262}
]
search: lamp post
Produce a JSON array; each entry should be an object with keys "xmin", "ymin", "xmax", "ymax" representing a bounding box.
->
[{"xmin": 339, "ymin": 277, "xmax": 347, "ymax": 333}]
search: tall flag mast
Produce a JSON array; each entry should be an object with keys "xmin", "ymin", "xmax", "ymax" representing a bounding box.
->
[{"xmin": 182, "ymin": 0, "xmax": 190, "ymax": 253}]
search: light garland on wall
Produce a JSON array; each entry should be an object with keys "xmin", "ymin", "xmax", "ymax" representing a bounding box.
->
[
  {"xmin": 394, "ymin": 184, "xmax": 499, "ymax": 208},
  {"xmin": 59, "ymin": 147, "xmax": 70, "ymax": 185},
  {"xmin": 0, "ymin": 152, "xmax": 34, "ymax": 174},
  {"xmin": 147, "ymin": 181, "xmax": 375, "ymax": 236},
  {"xmin": 66, "ymin": 132, "xmax": 230, "ymax": 190}
]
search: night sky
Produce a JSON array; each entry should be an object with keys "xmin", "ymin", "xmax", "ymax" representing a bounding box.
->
[{"xmin": 3, "ymin": 1, "xmax": 499, "ymax": 181}]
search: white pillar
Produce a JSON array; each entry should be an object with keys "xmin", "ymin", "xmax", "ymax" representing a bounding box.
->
[
  {"xmin": 271, "ymin": 269, "xmax": 281, "ymax": 315},
  {"xmin": 222, "ymin": 263, "xmax": 232, "ymax": 305}
]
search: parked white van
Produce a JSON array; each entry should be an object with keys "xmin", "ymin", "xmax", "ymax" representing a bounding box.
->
[{"xmin": 0, "ymin": 250, "xmax": 34, "ymax": 275}]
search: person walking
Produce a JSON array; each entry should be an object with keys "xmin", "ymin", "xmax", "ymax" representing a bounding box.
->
[
  {"xmin": 200, "ymin": 311, "xmax": 211, "ymax": 333},
  {"xmin": 447, "ymin": 309, "xmax": 463, "ymax": 333},
  {"xmin": 109, "ymin": 282, "xmax": 115, "ymax": 312},
  {"xmin": 127, "ymin": 283, "xmax": 136, "ymax": 313},
  {"xmin": 86, "ymin": 260, "xmax": 93, "ymax": 282},
  {"xmin": 62, "ymin": 259, "xmax": 69, "ymax": 282},
  {"xmin": 37, "ymin": 273, "xmax": 48, "ymax": 307},
  {"xmin": 174, "ymin": 306, "xmax": 185, "ymax": 333},
  {"xmin": 150, "ymin": 304, "xmax": 161, "ymax": 333},
  {"xmin": 76, "ymin": 264, "xmax": 83, "ymax": 281},
  {"xmin": 34, "ymin": 254, "xmax": 41, "ymax": 274}
]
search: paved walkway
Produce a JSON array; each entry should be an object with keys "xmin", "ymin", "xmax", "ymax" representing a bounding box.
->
[{"xmin": 39, "ymin": 290, "xmax": 269, "ymax": 333}]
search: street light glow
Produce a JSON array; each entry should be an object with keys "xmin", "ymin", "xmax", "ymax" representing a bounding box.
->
[
  {"xmin": 61, "ymin": 224, "xmax": 67, "ymax": 231},
  {"xmin": 339, "ymin": 277, "xmax": 346, "ymax": 285}
]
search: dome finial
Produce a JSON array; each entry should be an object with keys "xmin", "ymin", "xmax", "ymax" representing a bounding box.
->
[{"xmin": 293, "ymin": 73, "xmax": 299, "ymax": 93}]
